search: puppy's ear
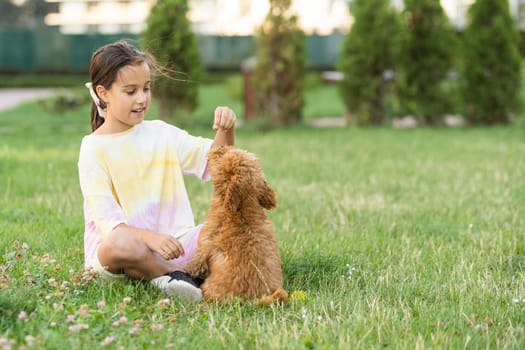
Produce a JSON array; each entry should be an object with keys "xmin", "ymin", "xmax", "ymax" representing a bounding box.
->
[
  {"xmin": 224, "ymin": 176, "xmax": 242, "ymax": 212},
  {"xmin": 258, "ymin": 180, "xmax": 277, "ymax": 210}
]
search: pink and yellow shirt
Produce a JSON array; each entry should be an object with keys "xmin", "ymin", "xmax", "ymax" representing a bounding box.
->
[{"xmin": 78, "ymin": 120, "xmax": 213, "ymax": 267}]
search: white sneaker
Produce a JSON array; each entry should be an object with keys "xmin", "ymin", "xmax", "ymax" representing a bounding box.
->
[{"xmin": 150, "ymin": 272, "xmax": 202, "ymax": 303}]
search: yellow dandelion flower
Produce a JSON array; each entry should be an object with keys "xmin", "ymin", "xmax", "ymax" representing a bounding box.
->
[{"xmin": 290, "ymin": 290, "xmax": 307, "ymax": 302}]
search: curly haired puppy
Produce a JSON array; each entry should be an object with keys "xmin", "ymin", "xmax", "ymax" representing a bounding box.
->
[{"xmin": 184, "ymin": 146, "xmax": 287, "ymax": 304}]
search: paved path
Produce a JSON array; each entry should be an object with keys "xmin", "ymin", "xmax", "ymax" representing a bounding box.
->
[
  {"xmin": 306, "ymin": 116, "xmax": 346, "ymax": 128},
  {"xmin": 0, "ymin": 88, "xmax": 55, "ymax": 112}
]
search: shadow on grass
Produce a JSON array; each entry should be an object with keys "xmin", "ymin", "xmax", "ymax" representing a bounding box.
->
[
  {"xmin": 493, "ymin": 254, "xmax": 525, "ymax": 276},
  {"xmin": 282, "ymin": 252, "xmax": 351, "ymax": 291}
]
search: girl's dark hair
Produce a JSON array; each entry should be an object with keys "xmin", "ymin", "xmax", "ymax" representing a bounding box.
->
[{"xmin": 89, "ymin": 40, "xmax": 156, "ymax": 131}]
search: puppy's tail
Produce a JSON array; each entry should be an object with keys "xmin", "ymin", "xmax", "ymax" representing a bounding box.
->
[{"xmin": 256, "ymin": 288, "xmax": 288, "ymax": 306}]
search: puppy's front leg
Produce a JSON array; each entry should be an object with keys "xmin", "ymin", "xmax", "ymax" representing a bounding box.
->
[{"xmin": 184, "ymin": 248, "xmax": 210, "ymax": 280}]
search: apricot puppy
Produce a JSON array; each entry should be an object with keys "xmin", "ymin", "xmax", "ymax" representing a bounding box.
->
[{"xmin": 184, "ymin": 146, "xmax": 287, "ymax": 304}]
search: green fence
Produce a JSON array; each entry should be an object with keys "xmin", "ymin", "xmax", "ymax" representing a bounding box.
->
[{"xmin": 0, "ymin": 28, "xmax": 343, "ymax": 73}]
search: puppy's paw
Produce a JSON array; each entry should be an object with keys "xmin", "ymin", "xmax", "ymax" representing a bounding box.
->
[
  {"xmin": 256, "ymin": 288, "xmax": 288, "ymax": 306},
  {"xmin": 184, "ymin": 261, "xmax": 209, "ymax": 280}
]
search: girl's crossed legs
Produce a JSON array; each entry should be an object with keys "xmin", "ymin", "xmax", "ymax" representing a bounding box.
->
[{"xmin": 93, "ymin": 226, "xmax": 202, "ymax": 302}]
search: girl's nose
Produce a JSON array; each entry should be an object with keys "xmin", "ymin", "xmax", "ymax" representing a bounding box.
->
[{"xmin": 137, "ymin": 91, "xmax": 148, "ymax": 104}]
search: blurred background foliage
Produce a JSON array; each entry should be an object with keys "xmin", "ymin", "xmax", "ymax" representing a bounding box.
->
[{"xmin": 0, "ymin": 0, "xmax": 523, "ymax": 127}]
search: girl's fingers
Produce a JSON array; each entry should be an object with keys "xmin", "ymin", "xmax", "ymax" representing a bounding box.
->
[
  {"xmin": 167, "ymin": 238, "xmax": 184, "ymax": 258},
  {"xmin": 159, "ymin": 248, "xmax": 169, "ymax": 260},
  {"xmin": 213, "ymin": 106, "xmax": 236, "ymax": 130}
]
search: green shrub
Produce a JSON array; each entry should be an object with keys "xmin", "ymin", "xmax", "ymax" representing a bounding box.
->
[
  {"xmin": 39, "ymin": 89, "xmax": 90, "ymax": 114},
  {"xmin": 338, "ymin": 0, "xmax": 403, "ymax": 125},
  {"xmin": 253, "ymin": 0, "xmax": 306, "ymax": 127},
  {"xmin": 461, "ymin": 0, "xmax": 522, "ymax": 124},
  {"xmin": 401, "ymin": 0, "xmax": 458, "ymax": 125},
  {"xmin": 141, "ymin": 0, "xmax": 202, "ymax": 120}
]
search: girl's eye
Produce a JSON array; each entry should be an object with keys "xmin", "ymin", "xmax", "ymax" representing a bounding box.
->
[{"xmin": 126, "ymin": 90, "xmax": 136, "ymax": 95}]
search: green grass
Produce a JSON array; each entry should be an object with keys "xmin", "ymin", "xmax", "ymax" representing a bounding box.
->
[{"xmin": 1, "ymin": 92, "xmax": 525, "ymax": 349}]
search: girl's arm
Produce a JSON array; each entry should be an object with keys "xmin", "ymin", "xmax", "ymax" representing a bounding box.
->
[
  {"xmin": 211, "ymin": 106, "xmax": 236, "ymax": 147},
  {"xmin": 115, "ymin": 223, "xmax": 185, "ymax": 261}
]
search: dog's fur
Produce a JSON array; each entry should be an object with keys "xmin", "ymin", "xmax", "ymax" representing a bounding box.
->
[{"xmin": 184, "ymin": 146, "xmax": 287, "ymax": 304}]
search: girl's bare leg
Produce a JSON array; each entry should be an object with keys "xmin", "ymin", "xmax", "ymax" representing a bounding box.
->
[{"xmin": 96, "ymin": 226, "xmax": 178, "ymax": 280}]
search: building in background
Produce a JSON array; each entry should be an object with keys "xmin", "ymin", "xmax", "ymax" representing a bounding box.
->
[
  {"xmin": 44, "ymin": 0, "xmax": 352, "ymax": 34},
  {"xmin": 43, "ymin": 0, "xmax": 525, "ymax": 35},
  {"xmin": 437, "ymin": 0, "xmax": 524, "ymax": 30},
  {"xmin": 440, "ymin": 0, "xmax": 473, "ymax": 29},
  {"xmin": 44, "ymin": 0, "xmax": 155, "ymax": 34},
  {"xmin": 189, "ymin": 0, "xmax": 351, "ymax": 35}
]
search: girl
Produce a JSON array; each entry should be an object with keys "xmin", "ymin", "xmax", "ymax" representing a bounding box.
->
[{"xmin": 78, "ymin": 41, "xmax": 236, "ymax": 303}]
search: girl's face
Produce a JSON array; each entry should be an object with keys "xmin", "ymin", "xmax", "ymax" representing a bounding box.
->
[{"xmin": 97, "ymin": 62, "xmax": 151, "ymax": 133}]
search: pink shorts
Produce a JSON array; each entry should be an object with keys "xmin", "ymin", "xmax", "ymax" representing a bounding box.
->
[
  {"xmin": 170, "ymin": 225, "xmax": 202, "ymax": 268},
  {"xmin": 91, "ymin": 225, "xmax": 202, "ymax": 281}
]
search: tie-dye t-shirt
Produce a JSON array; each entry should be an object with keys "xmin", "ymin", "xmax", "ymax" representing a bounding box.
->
[{"xmin": 78, "ymin": 120, "xmax": 213, "ymax": 267}]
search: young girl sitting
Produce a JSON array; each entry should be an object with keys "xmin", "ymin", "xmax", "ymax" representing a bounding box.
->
[{"xmin": 78, "ymin": 40, "xmax": 236, "ymax": 303}]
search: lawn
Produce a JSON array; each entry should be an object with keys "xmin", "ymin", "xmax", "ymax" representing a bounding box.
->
[{"xmin": 1, "ymin": 87, "xmax": 525, "ymax": 348}]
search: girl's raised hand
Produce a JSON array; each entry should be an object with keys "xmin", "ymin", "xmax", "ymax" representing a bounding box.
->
[{"xmin": 212, "ymin": 106, "xmax": 236, "ymax": 131}]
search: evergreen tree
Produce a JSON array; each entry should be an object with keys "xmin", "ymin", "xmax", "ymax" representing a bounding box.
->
[
  {"xmin": 253, "ymin": 0, "xmax": 306, "ymax": 127},
  {"xmin": 141, "ymin": 0, "xmax": 202, "ymax": 119},
  {"xmin": 401, "ymin": 0, "xmax": 457, "ymax": 125},
  {"xmin": 338, "ymin": 0, "xmax": 403, "ymax": 125},
  {"xmin": 462, "ymin": 0, "xmax": 521, "ymax": 124}
]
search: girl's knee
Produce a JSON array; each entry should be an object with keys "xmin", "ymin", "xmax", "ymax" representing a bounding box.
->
[{"xmin": 99, "ymin": 228, "xmax": 149, "ymax": 262}]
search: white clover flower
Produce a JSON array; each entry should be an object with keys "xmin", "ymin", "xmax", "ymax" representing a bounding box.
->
[{"xmin": 101, "ymin": 336, "xmax": 115, "ymax": 346}]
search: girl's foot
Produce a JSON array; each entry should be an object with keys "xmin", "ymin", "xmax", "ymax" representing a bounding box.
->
[{"xmin": 150, "ymin": 271, "xmax": 202, "ymax": 303}]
